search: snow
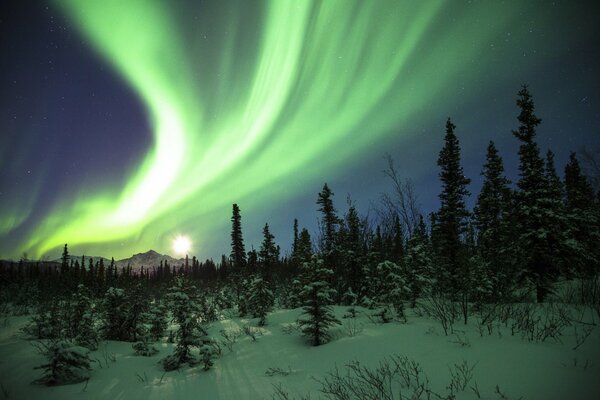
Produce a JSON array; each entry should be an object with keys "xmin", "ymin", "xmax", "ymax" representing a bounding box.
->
[{"xmin": 0, "ymin": 306, "xmax": 599, "ymax": 399}]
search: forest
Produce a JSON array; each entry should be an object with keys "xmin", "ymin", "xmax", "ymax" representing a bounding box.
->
[{"xmin": 0, "ymin": 86, "xmax": 598, "ymax": 399}]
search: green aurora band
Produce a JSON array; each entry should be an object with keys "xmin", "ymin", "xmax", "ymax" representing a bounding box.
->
[{"xmin": 14, "ymin": 0, "xmax": 563, "ymax": 258}]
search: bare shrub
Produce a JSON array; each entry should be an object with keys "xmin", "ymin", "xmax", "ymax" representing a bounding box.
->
[
  {"xmin": 219, "ymin": 328, "xmax": 243, "ymax": 352},
  {"xmin": 447, "ymin": 360, "xmax": 477, "ymax": 394},
  {"xmin": 343, "ymin": 319, "xmax": 365, "ymax": 337},
  {"xmin": 418, "ymin": 295, "xmax": 457, "ymax": 336}
]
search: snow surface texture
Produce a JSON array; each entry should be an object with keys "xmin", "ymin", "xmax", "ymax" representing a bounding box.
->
[{"xmin": 0, "ymin": 306, "xmax": 599, "ymax": 400}]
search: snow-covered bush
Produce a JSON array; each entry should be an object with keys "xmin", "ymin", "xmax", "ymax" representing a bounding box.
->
[
  {"xmin": 132, "ymin": 338, "xmax": 158, "ymax": 357},
  {"xmin": 32, "ymin": 340, "xmax": 92, "ymax": 386}
]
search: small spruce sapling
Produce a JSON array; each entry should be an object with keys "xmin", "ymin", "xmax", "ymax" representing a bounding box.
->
[
  {"xmin": 32, "ymin": 340, "xmax": 92, "ymax": 386},
  {"xmin": 297, "ymin": 257, "xmax": 340, "ymax": 346}
]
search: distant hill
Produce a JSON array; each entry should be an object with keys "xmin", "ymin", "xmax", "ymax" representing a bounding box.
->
[
  {"xmin": 2, "ymin": 250, "xmax": 184, "ymax": 271},
  {"xmin": 115, "ymin": 250, "xmax": 183, "ymax": 270}
]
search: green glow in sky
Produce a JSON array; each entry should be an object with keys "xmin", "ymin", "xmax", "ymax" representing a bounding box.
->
[{"xmin": 20, "ymin": 0, "xmax": 557, "ymax": 259}]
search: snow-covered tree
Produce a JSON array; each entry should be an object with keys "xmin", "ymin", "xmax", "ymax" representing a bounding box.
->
[
  {"xmin": 510, "ymin": 86, "xmax": 572, "ymax": 302},
  {"xmin": 101, "ymin": 287, "xmax": 128, "ymax": 341},
  {"xmin": 247, "ymin": 275, "xmax": 274, "ymax": 326},
  {"xmin": 146, "ymin": 299, "xmax": 168, "ymax": 341},
  {"xmin": 565, "ymin": 152, "xmax": 599, "ymax": 276},
  {"xmin": 375, "ymin": 261, "xmax": 408, "ymax": 322},
  {"xmin": 298, "ymin": 257, "xmax": 340, "ymax": 346},
  {"xmin": 32, "ymin": 340, "xmax": 92, "ymax": 386},
  {"xmin": 162, "ymin": 278, "xmax": 216, "ymax": 371},
  {"xmin": 474, "ymin": 141, "xmax": 512, "ymax": 298},
  {"xmin": 432, "ymin": 118, "xmax": 471, "ymax": 299},
  {"xmin": 404, "ymin": 225, "xmax": 433, "ymax": 308}
]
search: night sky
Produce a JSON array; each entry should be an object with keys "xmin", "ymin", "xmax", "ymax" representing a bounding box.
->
[{"xmin": 1, "ymin": 0, "xmax": 599, "ymax": 261}]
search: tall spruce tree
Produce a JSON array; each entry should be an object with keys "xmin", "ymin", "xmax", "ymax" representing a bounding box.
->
[
  {"xmin": 340, "ymin": 204, "xmax": 364, "ymax": 301},
  {"xmin": 511, "ymin": 85, "xmax": 565, "ymax": 302},
  {"xmin": 433, "ymin": 118, "xmax": 471, "ymax": 299},
  {"xmin": 230, "ymin": 204, "xmax": 246, "ymax": 272},
  {"xmin": 60, "ymin": 244, "xmax": 69, "ymax": 276},
  {"xmin": 474, "ymin": 141, "xmax": 511, "ymax": 298},
  {"xmin": 317, "ymin": 183, "xmax": 339, "ymax": 254}
]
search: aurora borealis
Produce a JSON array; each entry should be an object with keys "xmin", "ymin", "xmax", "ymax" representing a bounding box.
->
[{"xmin": 1, "ymin": 1, "xmax": 599, "ymax": 260}]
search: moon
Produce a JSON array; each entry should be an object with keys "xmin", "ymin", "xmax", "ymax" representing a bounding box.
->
[{"xmin": 172, "ymin": 235, "xmax": 191, "ymax": 255}]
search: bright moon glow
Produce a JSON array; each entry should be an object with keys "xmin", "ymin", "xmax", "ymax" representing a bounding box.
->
[{"xmin": 172, "ymin": 235, "xmax": 191, "ymax": 255}]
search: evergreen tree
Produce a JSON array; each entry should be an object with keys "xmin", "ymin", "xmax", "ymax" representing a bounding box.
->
[
  {"xmin": 101, "ymin": 287, "xmax": 128, "ymax": 341},
  {"xmin": 433, "ymin": 118, "xmax": 471, "ymax": 298},
  {"xmin": 404, "ymin": 221, "xmax": 433, "ymax": 308},
  {"xmin": 124, "ymin": 283, "xmax": 149, "ymax": 342},
  {"xmin": 511, "ymin": 85, "xmax": 568, "ymax": 302},
  {"xmin": 259, "ymin": 223, "xmax": 279, "ymax": 278},
  {"xmin": 247, "ymin": 275, "xmax": 274, "ymax": 326},
  {"xmin": 296, "ymin": 228, "xmax": 313, "ymax": 264},
  {"xmin": 390, "ymin": 215, "xmax": 405, "ymax": 264},
  {"xmin": 60, "ymin": 244, "xmax": 69, "ymax": 277},
  {"xmin": 292, "ymin": 218, "xmax": 300, "ymax": 262},
  {"xmin": 32, "ymin": 340, "xmax": 92, "ymax": 386},
  {"xmin": 340, "ymin": 204, "xmax": 364, "ymax": 302},
  {"xmin": 162, "ymin": 277, "xmax": 215, "ymax": 371},
  {"xmin": 474, "ymin": 141, "xmax": 512, "ymax": 298},
  {"xmin": 564, "ymin": 152, "xmax": 599, "ymax": 275},
  {"xmin": 317, "ymin": 183, "xmax": 339, "ymax": 254},
  {"xmin": 375, "ymin": 261, "xmax": 408, "ymax": 322},
  {"xmin": 230, "ymin": 204, "xmax": 246, "ymax": 272},
  {"xmin": 147, "ymin": 299, "xmax": 168, "ymax": 341},
  {"xmin": 298, "ymin": 257, "xmax": 340, "ymax": 346}
]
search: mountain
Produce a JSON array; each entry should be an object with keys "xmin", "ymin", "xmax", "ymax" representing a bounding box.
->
[{"xmin": 115, "ymin": 250, "xmax": 183, "ymax": 270}]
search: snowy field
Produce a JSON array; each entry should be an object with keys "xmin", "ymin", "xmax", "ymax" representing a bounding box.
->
[{"xmin": 0, "ymin": 304, "xmax": 598, "ymax": 400}]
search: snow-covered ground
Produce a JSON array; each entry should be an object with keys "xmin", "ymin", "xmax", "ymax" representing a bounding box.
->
[{"xmin": 0, "ymin": 306, "xmax": 598, "ymax": 400}]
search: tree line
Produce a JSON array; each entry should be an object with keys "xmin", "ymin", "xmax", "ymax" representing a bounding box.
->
[{"xmin": 0, "ymin": 85, "xmax": 598, "ymax": 363}]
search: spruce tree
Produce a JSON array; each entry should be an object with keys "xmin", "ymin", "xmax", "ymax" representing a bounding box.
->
[
  {"xmin": 162, "ymin": 277, "xmax": 215, "ymax": 371},
  {"xmin": 60, "ymin": 244, "xmax": 70, "ymax": 279},
  {"xmin": 391, "ymin": 215, "xmax": 405, "ymax": 264},
  {"xmin": 317, "ymin": 183, "xmax": 339, "ymax": 254},
  {"xmin": 340, "ymin": 204, "xmax": 364, "ymax": 302},
  {"xmin": 375, "ymin": 261, "xmax": 408, "ymax": 322},
  {"xmin": 298, "ymin": 257, "xmax": 340, "ymax": 346},
  {"xmin": 247, "ymin": 275, "xmax": 274, "ymax": 326},
  {"xmin": 296, "ymin": 228, "xmax": 313, "ymax": 264},
  {"xmin": 433, "ymin": 118, "xmax": 471, "ymax": 298},
  {"xmin": 474, "ymin": 141, "xmax": 511, "ymax": 298},
  {"xmin": 32, "ymin": 340, "xmax": 92, "ymax": 386},
  {"xmin": 404, "ymin": 219, "xmax": 433, "ymax": 308},
  {"xmin": 511, "ymin": 86, "xmax": 567, "ymax": 302},
  {"xmin": 292, "ymin": 218, "xmax": 300, "ymax": 262},
  {"xmin": 230, "ymin": 204, "xmax": 246, "ymax": 272},
  {"xmin": 259, "ymin": 223, "xmax": 279, "ymax": 278},
  {"xmin": 564, "ymin": 152, "xmax": 599, "ymax": 275},
  {"xmin": 102, "ymin": 287, "xmax": 128, "ymax": 341}
]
